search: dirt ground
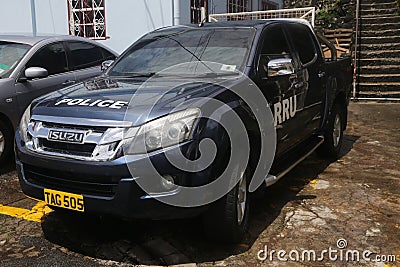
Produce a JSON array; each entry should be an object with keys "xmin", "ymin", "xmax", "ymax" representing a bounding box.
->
[{"xmin": 0, "ymin": 102, "xmax": 399, "ymax": 267}]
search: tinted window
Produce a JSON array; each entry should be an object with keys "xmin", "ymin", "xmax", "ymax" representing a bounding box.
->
[
  {"xmin": 286, "ymin": 24, "xmax": 317, "ymax": 65},
  {"xmin": 259, "ymin": 25, "xmax": 293, "ymax": 78},
  {"xmin": 26, "ymin": 42, "xmax": 68, "ymax": 76},
  {"xmin": 101, "ymin": 48, "xmax": 116, "ymax": 61},
  {"xmin": 68, "ymin": 41, "xmax": 105, "ymax": 70}
]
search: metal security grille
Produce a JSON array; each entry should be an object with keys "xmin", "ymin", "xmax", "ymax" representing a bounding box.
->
[
  {"xmin": 228, "ymin": 0, "xmax": 249, "ymax": 13},
  {"xmin": 67, "ymin": 0, "xmax": 107, "ymax": 40},
  {"xmin": 191, "ymin": 0, "xmax": 208, "ymax": 24},
  {"xmin": 209, "ymin": 7, "xmax": 316, "ymax": 27}
]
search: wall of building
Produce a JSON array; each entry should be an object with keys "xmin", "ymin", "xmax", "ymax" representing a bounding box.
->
[{"xmin": 0, "ymin": 0, "xmax": 174, "ymax": 53}]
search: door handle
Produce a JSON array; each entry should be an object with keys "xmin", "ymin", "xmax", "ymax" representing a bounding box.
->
[
  {"xmin": 294, "ymin": 82, "xmax": 304, "ymax": 89},
  {"xmin": 318, "ymin": 71, "xmax": 326, "ymax": 78},
  {"xmin": 62, "ymin": 80, "xmax": 75, "ymax": 86}
]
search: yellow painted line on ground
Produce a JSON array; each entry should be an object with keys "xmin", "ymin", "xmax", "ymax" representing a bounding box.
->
[
  {"xmin": 0, "ymin": 201, "xmax": 52, "ymax": 222},
  {"xmin": 310, "ymin": 179, "xmax": 318, "ymax": 190}
]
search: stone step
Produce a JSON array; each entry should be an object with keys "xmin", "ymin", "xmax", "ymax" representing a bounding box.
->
[
  {"xmin": 358, "ymin": 65, "xmax": 400, "ymax": 75},
  {"xmin": 360, "ymin": 1, "xmax": 397, "ymax": 9},
  {"xmin": 361, "ymin": 8, "xmax": 398, "ymax": 16},
  {"xmin": 358, "ymin": 83, "xmax": 400, "ymax": 95},
  {"xmin": 359, "ymin": 58, "xmax": 400, "ymax": 66},
  {"xmin": 359, "ymin": 74, "xmax": 400, "ymax": 83},
  {"xmin": 360, "ymin": 49, "xmax": 400, "ymax": 58},
  {"xmin": 359, "ymin": 43, "xmax": 400, "ymax": 51},
  {"xmin": 360, "ymin": 22, "xmax": 400, "ymax": 31},
  {"xmin": 360, "ymin": 15, "xmax": 400, "ymax": 25},
  {"xmin": 361, "ymin": 28, "xmax": 400, "ymax": 37},
  {"xmin": 359, "ymin": 35, "xmax": 400, "ymax": 44}
]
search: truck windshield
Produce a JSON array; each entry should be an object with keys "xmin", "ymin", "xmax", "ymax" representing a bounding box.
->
[
  {"xmin": 108, "ymin": 28, "xmax": 255, "ymax": 77},
  {"xmin": 0, "ymin": 42, "xmax": 31, "ymax": 78}
]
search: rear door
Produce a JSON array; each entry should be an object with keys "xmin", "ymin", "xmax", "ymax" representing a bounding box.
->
[
  {"xmin": 65, "ymin": 41, "xmax": 116, "ymax": 82},
  {"xmin": 284, "ymin": 23, "xmax": 325, "ymax": 144},
  {"xmin": 15, "ymin": 41, "xmax": 75, "ymax": 113}
]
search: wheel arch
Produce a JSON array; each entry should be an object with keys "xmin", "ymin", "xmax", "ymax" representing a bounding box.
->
[{"xmin": 0, "ymin": 112, "xmax": 14, "ymax": 134}]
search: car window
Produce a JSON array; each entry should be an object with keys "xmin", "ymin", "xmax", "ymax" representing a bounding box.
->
[
  {"xmin": 67, "ymin": 41, "xmax": 108, "ymax": 70},
  {"xmin": 108, "ymin": 28, "xmax": 255, "ymax": 76},
  {"xmin": 259, "ymin": 24, "xmax": 293, "ymax": 78},
  {"xmin": 101, "ymin": 47, "xmax": 116, "ymax": 61},
  {"xmin": 26, "ymin": 42, "xmax": 68, "ymax": 76},
  {"xmin": 0, "ymin": 42, "xmax": 31, "ymax": 78},
  {"xmin": 286, "ymin": 23, "xmax": 317, "ymax": 66}
]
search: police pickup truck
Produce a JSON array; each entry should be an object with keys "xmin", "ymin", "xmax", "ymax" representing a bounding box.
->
[{"xmin": 16, "ymin": 20, "xmax": 352, "ymax": 243}]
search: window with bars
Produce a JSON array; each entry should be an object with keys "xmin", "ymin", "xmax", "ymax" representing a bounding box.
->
[
  {"xmin": 227, "ymin": 0, "xmax": 249, "ymax": 13},
  {"xmin": 191, "ymin": 0, "xmax": 208, "ymax": 24},
  {"xmin": 67, "ymin": 0, "xmax": 107, "ymax": 40}
]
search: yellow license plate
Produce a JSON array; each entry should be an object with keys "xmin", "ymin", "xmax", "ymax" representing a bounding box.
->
[{"xmin": 44, "ymin": 188, "xmax": 84, "ymax": 212}]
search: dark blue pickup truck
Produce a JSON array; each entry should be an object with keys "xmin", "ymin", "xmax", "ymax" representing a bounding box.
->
[{"xmin": 15, "ymin": 19, "xmax": 352, "ymax": 243}]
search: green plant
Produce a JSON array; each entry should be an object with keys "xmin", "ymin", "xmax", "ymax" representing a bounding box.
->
[{"xmin": 316, "ymin": 0, "xmax": 353, "ymax": 29}]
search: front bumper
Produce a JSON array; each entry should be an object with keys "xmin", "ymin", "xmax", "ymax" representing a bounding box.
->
[{"xmin": 15, "ymin": 132, "xmax": 208, "ymax": 219}]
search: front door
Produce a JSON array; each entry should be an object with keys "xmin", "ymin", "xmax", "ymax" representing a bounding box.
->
[{"xmin": 15, "ymin": 42, "xmax": 75, "ymax": 113}]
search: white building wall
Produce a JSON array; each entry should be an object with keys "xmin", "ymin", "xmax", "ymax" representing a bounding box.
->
[
  {"xmin": 0, "ymin": 0, "xmax": 283, "ymax": 53},
  {"xmin": 0, "ymin": 0, "xmax": 175, "ymax": 53}
]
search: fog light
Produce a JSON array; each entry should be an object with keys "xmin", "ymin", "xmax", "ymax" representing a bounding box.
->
[{"xmin": 161, "ymin": 175, "xmax": 177, "ymax": 190}]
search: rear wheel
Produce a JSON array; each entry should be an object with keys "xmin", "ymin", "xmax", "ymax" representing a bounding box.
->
[
  {"xmin": 202, "ymin": 170, "xmax": 249, "ymax": 243},
  {"xmin": 0, "ymin": 120, "xmax": 13, "ymax": 165},
  {"xmin": 317, "ymin": 103, "xmax": 344, "ymax": 159}
]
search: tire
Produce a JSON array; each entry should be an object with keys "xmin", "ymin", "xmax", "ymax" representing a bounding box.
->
[
  {"xmin": 317, "ymin": 103, "xmax": 344, "ymax": 159},
  {"xmin": 0, "ymin": 120, "xmax": 13, "ymax": 165},
  {"xmin": 202, "ymin": 170, "xmax": 249, "ymax": 243}
]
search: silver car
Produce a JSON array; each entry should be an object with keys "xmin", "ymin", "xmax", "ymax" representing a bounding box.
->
[{"xmin": 0, "ymin": 35, "xmax": 117, "ymax": 164}]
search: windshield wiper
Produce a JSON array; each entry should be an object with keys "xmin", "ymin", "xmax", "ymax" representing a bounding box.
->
[
  {"xmin": 113, "ymin": 72, "xmax": 157, "ymax": 78},
  {"xmin": 196, "ymin": 72, "xmax": 240, "ymax": 78}
]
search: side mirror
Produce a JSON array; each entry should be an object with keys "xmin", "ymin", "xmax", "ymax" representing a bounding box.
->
[
  {"xmin": 25, "ymin": 67, "xmax": 48, "ymax": 80},
  {"xmin": 101, "ymin": 60, "xmax": 114, "ymax": 71},
  {"xmin": 267, "ymin": 58, "xmax": 295, "ymax": 77}
]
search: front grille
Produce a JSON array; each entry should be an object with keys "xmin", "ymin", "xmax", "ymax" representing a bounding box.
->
[
  {"xmin": 41, "ymin": 121, "xmax": 107, "ymax": 133},
  {"xmin": 39, "ymin": 139, "xmax": 96, "ymax": 157},
  {"xmin": 26, "ymin": 119, "xmax": 119, "ymax": 161},
  {"xmin": 24, "ymin": 164, "xmax": 119, "ymax": 197}
]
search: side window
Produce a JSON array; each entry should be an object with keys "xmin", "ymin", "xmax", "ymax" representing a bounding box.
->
[
  {"xmin": 67, "ymin": 41, "xmax": 105, "ymax": 70},
  {"xmin": 286, "ymin": 24, "xmax": 317, "ymax": 65},
  {"xmin": 100, "ymin": 47, "xmax": 116, "ymax": 61},
  {"xmin": 259, "ymin": 24, "xmax": 293, "ymax": 78},
  {"xmin": 26, "ymin": 42, "xmax": 68, "ymax": 76}
]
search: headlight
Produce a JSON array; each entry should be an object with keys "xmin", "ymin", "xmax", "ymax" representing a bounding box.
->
[
  {"xmin": 19, "ymin": 105, "xmax": 31, "ymax": 142},
  {"xmin": 121, "ymin": 108, "xmax": 201, "ymax": 155}
]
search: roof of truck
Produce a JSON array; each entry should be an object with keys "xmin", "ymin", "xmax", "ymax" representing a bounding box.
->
[{"xmin": 155, "ymin": 19, "xmax": 312, "ymax": 32}]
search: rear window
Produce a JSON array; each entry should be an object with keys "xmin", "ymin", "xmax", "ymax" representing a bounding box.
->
[
  {"xmin": 68, "ymin": 41, "xmax": 113, "ymax": 70},
  {"xmin": 0, "ymin": 41, "xmax": 31, "ymax": 78}
]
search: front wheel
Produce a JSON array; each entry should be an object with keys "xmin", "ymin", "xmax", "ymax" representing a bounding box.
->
[
  {"xmin": 317, "ymin": 103, "xmax": 344, "ymax": 159},
  {"xmin": 202, "ymin": 170, "xmax": 249, "ymax": 243}
]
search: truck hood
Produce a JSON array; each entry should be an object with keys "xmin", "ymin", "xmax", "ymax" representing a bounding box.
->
[{"xmin": 31, "ymin": 76, "xmax": 239, "ymax": 127}]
